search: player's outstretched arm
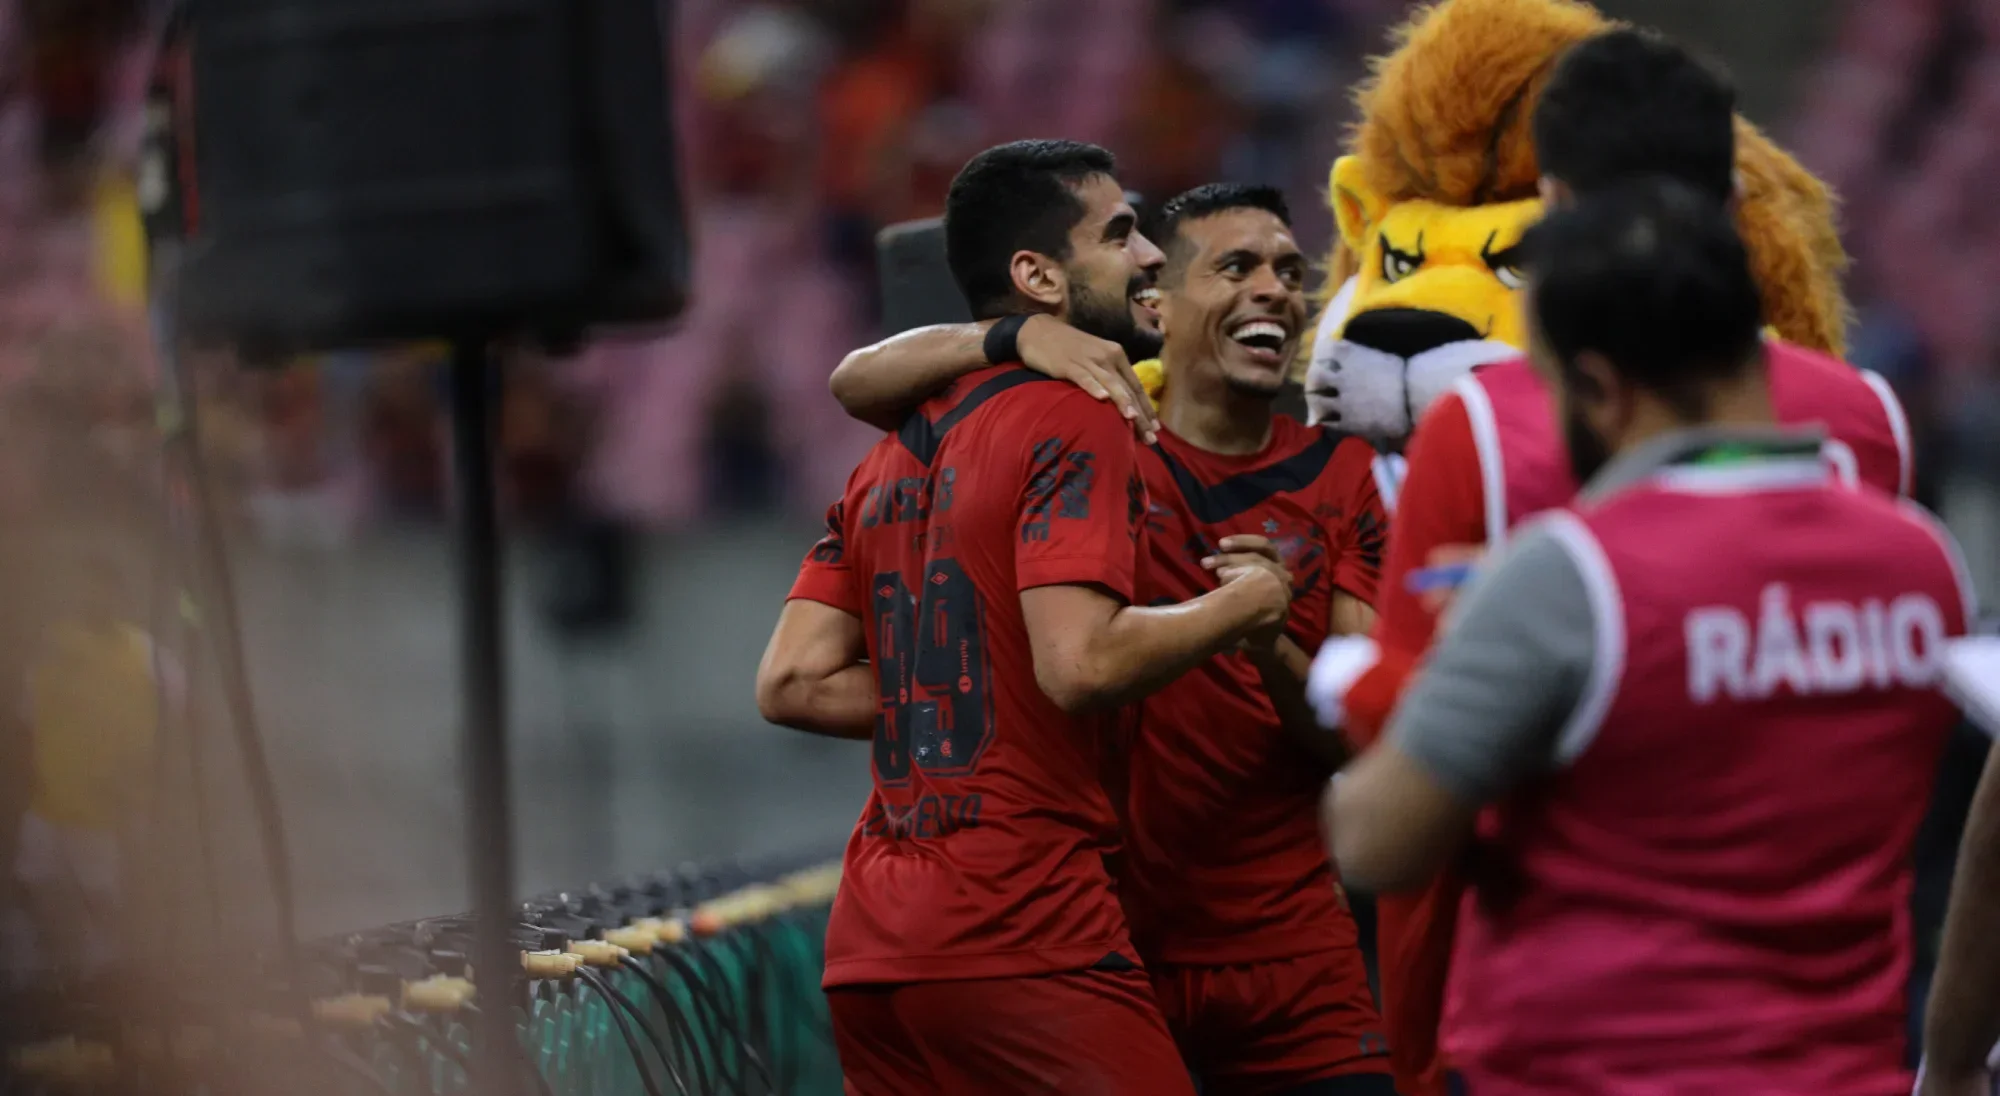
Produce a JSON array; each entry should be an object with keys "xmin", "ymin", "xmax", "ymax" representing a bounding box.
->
[
  {"xmin": 829, "ymin": 315, "xmax": 1157, "ymax": 439},
  {"xmin": 1919, "ymin": 744, "xmax": 2000, "ymax": 1095},
  {"xmin": 755, "ymin": 599, "xmax": 874, "ymax": 740},
  {"xmin": 1021, "ymin": 565, "xmax": 1290, "ymax": 714}
]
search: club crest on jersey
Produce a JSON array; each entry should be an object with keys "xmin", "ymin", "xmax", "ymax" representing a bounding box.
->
[
  {"xmin": 1266, "ymin": 521, "xmax": 1328, "ymax": 600},
  {"xmin": 1192, "ymin": 516, "xmax": 1327, "ymax": 599}
]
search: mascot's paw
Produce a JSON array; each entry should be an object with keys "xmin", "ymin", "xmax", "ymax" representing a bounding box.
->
[
  {"xmin": 1305, "ymin": 339, "xmax": 1415, "ymax": 441},
  {"xmin": 1306, "ymin": 333, "xmax": 1517, "ymax": 443}
]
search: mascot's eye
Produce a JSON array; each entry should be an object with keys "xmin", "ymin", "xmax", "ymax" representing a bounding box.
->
[
  {"xmin": 1483, "ymin": 238, "xmax": 1525, "ymax": 291},
  {"xmin": 1381, "ymin": 243, "xmax": 1422, "ymax": 284}
]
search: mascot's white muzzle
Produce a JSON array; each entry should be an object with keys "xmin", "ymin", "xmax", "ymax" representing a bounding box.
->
[{"xmin": 1304, "ymin": 276, "xmax": 1519, "ymax": 446}]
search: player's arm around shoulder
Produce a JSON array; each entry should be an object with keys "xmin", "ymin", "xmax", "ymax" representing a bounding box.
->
[
  {"xmin": 1012, "ymin": 394, "xmax": 1288, "ymax": 713},
  {"xmin": 829, "ymin": 314, "xmax": 1157, "ymax": 438}
]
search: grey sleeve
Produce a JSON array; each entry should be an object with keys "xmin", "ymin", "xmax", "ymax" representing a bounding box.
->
[{"xmin": 1387, "ymin": 523, "xmax": 1597, "ymax": 804}]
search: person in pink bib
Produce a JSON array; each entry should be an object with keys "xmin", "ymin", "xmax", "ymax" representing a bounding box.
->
[{"xmin": 1327, "ymin": 179, "xmax": 1978, "ymax": 1096}]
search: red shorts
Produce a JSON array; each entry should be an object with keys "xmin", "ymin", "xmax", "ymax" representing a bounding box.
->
[
  {"xmin": 1151, "ymin": 949, "xmax": 1393, "ymax": 1096},
  {"xmin": 827, "ymin": 965, "xmax": 1196, "ymax": 1096}
]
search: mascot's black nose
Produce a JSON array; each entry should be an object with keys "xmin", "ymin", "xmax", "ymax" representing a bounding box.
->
[{"xmin": 1342, "ymin": 308, "xmax": 1482, "ymax": 359}]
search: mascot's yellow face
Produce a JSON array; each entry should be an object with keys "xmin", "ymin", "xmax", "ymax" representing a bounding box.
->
[
  {"xmin": 1331, "ymin": 155, "xmax": 1540, "ymax": 352},
  {"xmin": 1301, "ymin": 155, "xmax": 1540, "ymax": 447}
]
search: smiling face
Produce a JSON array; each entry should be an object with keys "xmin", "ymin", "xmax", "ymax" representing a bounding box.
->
[
  {"xmin": 1056, "ymin": 174, "xmax": 1167, "ymax": 362},
  {"xmin": 1159, "ymin": 206, "xmax": 1310, "ymax": 399}
]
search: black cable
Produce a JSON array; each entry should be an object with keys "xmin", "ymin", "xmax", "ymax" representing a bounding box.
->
[
  {"xmin": 617, "ymin": 955, "xmax": 724, "ymax": 1095},
  {"xmin": 688, "ymin": 932, "xmax": 780, "ymax": 1096},
  {"xmin": 648, "ymin": 945, "xmax": 738, "ymax": 1091},
  {"xmin": 584, "ymin": 965, "xmax": 690, "ymax": 1096},
  {"xmin": 572, "ymin": 967, "xmax": 677, "ymax": 1096},
  {"xmin": 660, "ymin": 940, "xmax": 767, "ymax": 1093},
  {"xmin": 713, "ymin": 926, "xmax": 779, "ymax": 1078},
  {"xmin": 740, "ymin": 927, "xmax": 783, "ymax": 1088},
  {"xmin": 612, "ymin": 955, "xmax": 702, "ymax": 1089},
  {"xmin": 730, "ymin": 922, "xmax": 791, "ymax": 1094}
]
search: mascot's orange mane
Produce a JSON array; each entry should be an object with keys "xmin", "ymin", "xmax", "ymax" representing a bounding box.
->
[{"xmin": 1335, "ymin": 0, "xmax": 1849, "ymax": 354}]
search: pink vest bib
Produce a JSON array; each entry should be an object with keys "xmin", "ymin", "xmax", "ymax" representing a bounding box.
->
[
  {"xmin": 1446, "ymin": 456, "xmax": 1974, "ymax": 1096},
  {"xmin": 1458, "ymin": 343, "xmax": 1912, "ymax": 544}
]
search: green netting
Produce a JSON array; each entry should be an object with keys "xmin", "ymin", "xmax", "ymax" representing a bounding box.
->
[{"xmin": 333, "ymin": 906, "xmax": 838, "ymax": 1096}]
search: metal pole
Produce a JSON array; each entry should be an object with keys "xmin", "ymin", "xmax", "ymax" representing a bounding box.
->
[{"xmin": 449, "ymin": 339, "xmax": 520, "ymax": 1094}]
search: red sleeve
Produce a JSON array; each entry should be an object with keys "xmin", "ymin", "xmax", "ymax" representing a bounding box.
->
[
  {"xmin": 1328, "ymin": 436, "xmax": 1390, "ymax": 607},
  {"xmin": 1857, "ymin": 369, "xmax": 1915, "ymax": 498},
  {"xmin": 1346, "ymin": 392, "xmax": 1489, "ymax": 744},
  {"xmin": 1012, "ymin": 394, "xmax": 1144, "ymax": 602},
  {"xmin": 786, "ymin": 499, "xmax": 862, "ymax": 614}
]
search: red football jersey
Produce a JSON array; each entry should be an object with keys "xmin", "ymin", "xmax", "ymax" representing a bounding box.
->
[
  {"xmin": 1122, "ymin": 417, "xmax": 1388, "ymax": 964},
  {"xmin": 787, "ymin": 366, "xmax": 1151, "ymax": 988}
]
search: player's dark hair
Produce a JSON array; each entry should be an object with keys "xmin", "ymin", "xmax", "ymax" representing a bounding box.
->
[
  {"xmin": 1523, "ymin": 177, "xmax": 1763, "ymax": 417},
  {"xmin": 1534, "ymin": 29, "xmax": 1737, "ymax": 205},
  {"xmin": 1149, "ymin": 183, "xmax": 1292, "ymax": 284},
  {"xmin": 944, "ymin": 140, "xmax": 1120, "ymax": 319}
]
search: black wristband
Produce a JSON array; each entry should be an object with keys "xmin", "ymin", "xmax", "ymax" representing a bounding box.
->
[{"xmin": 983, "ymin": 313, "xmax": 1032, "ymax": 365}]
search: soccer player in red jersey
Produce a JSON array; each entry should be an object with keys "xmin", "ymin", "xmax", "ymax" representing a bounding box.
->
[
  {"xmin": 824, "ymin": 183, "xmax": 1395, "ymax": 1095},
  {"xmin": 1330, "ymin": 178, "xmax": 1975, "ymax": 1096},
  {"xmin": 755, "ymin": 141, "xmax": 1292, "ymax": 1096},
  {"xmin": 1307, "ymin": 32, "xmax": 1917, "ymax": 1096}
]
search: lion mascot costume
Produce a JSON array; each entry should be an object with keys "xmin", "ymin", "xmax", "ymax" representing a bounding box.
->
[{"xmin": 1132, "ymin": 0, "xmax": 1847, "ymax": 453}]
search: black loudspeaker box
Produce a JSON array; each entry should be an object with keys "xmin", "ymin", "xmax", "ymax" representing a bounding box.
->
[
  {"xmin": 875, "ymin": 217, "xmax": 969, "ymax": 337},
  {"xmin": 167, "ymin": 0, "xmax": 689, "ymax": 351}
]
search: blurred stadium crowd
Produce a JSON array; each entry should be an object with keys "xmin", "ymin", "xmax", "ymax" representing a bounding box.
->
[{"xmin": 0, "ymin": 0, "xmax": 1994, "ymax": 546}]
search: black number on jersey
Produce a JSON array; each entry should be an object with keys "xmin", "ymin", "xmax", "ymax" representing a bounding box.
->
[
  {"xmin": 1021, "ymin": 438, "xmax": 1097, "ymax": 543},
  {"xmin": 868, "ymin": 560, "xmax": 993, "ymax": 784}
]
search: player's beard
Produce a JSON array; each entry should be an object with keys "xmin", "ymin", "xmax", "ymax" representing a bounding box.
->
[
  {"xmin": 1069, "ymin": 272, "xmax": 1165, "ymax": 363},
  {"xmin": 1564, "ymin": 405, "xmax": 1615, "ymax": 486}
]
